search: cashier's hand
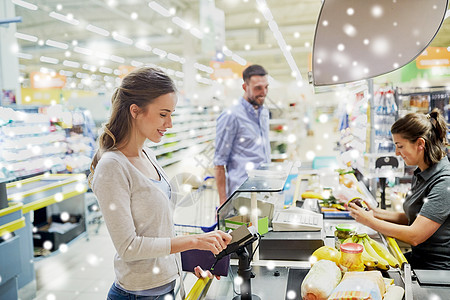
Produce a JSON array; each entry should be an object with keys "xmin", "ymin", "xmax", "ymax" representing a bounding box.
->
[
  {"xmin": 194, "ymin": 266, "xmax": 221, "ymax": 280},
  {"xmin": 195, "ymin": 230, "xmax": 232, "ymax": 255},
  {"xmin": 348, "ymin": 202, "xmax": 375, "ymax": 226}
]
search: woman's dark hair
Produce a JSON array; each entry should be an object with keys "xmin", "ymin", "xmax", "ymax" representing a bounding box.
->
[
  {"xmin": 391, "ymin": 108, "xmax": 449, "ymax": 166},
  {"xmin": 89, "ymin": 67, "xmax": 176, "ymax": 183}
]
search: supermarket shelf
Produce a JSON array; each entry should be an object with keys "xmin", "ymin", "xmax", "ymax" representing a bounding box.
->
[
  {"xmin": 153, "ymin": 134, "xmax": 216, "ymax": 156},
  {"xmin": 269, "ymin": 118, "xmax": 288, "ymax": 125},
  {"xmin": 269, "ymin": 136, "xmax": 287, "ymax": 142},
  {"xmin": 271, "ymin": 153, "xmax": 288, "ymax": 159},
  {"xmin": 172, "ymin": 115, "xmax": 217, "ymax": 124},
  {"xmin": 151, "ymin": 128, "xmax": 215, "ymax": 146},
  {"xmin": 167, "ymin": 121, "xmax": 215, "ymax": 134},
  {"xmin": 158, "ymin": 143, "xmax": 211, "ymax": 167}
]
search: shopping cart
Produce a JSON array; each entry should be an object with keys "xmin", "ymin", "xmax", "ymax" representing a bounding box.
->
[
  {"xmin": 171, "ymin": 175, "xmax": 219, "ymax": 299},
  {"xmin": 173, "ymin": 175, "xmax": 219, "ymax": 236}
]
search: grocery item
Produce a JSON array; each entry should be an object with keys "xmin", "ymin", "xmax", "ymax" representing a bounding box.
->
[
  {"xmin": 346, "ymin": 197, "xmax": 369, "ymax": 211},
  {"xmin": 301, "ymin": 259, "xmax": 342, "ymax": 300},
  {"xmin": 361, "ymin": 236, "xmax": 390, "ymax": 270},
  {"xmin": 354, "ymin": 236, "xmax": 378, "ymax": 269},
  {"xmin": 310, "ymin": 245, "xmax": 340, "ymax": 265},
  {"xmin": 365, "ymin": 236, "xmax": 399, "ymax": 268},
  {"xmin": 334, "ymin": 223, "xmax": 356, "ymax": 249},
  {"xmin": 386, "ymin": 237, "xmax": 408, "ymax": 268},
  {"xmin": 301, "ymin": 191, "xmax": 324, "ymax": 200},
  {"xmin": 339, "ymin": 243, "xmax": 365, "ymax": 272},
  {"xmin": 383, "ymin": 285, "xmax": 404, "ymax": 300},
  {"xmin": 328, "ymin": 271, "xmax": 386, "ymax": 300}
]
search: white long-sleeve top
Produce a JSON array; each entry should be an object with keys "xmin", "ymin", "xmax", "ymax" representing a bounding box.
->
[{"xmin": 91, "ymin": 147, "xmax": 182, "ymax": 291}]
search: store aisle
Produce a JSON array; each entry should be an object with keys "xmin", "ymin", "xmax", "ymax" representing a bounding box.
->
[{"xmin": 34, "ymin": 223, "xmax": 116, "ymax": 300}]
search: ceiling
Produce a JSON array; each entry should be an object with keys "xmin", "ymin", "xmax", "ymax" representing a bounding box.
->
[{"xmin": 10, "ymin": 0, "xmax": 450, "ymax": 93}]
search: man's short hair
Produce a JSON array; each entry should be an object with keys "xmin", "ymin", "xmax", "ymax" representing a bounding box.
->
[{"xmin": 243, "ymin": 65, "xmax": 267, "ymax": 83}]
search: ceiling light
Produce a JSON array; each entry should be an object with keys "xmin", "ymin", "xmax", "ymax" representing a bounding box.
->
[
  {"xmin": 74, "ymin": 46, "xmax": 93, "ymax": 56},
  {"xmin": 45, "ymin": 39, "xmax": 69, "ymax": 49},
  {"xmin": 110, "ymin": 55, "xmax": 125, "ymax": 63},
  {"xmin": 172, "ymin": 17, "xmax": 191, "ymax": 30},
  {"xmin": 130, "ymin": 12, "xmax": 138, "ymax": 20},
  {"xmin": 244, "ymin": 44, "xmax": 251, "ymax": 51},
  {"xmin": 152, "ymin": 48, "xmax": 167, "ymax": 57},
  {"xmin": 232, "ymin": 53, "xmax": 247, "ymax": 66},
  {"xmin": 86, "ymin": 24, "xmax": 110, "ymax": 37},
  {"xmin": 294, "ymin": 32, "xmax": 300, "ymax": 38},
  {"xmin": 112, "ymin": 32, "xmax": 133, "ymax": 45},
  {"xmin": 72, "ymin": 40, "xmax": 78, "ymax": 46},
  {"xmin": 15, "ymin": 32, "xmax": 38, "ymax": 42},
  {"xmin": 38, "ymin": 40, "xmax": 44, "ymax": 46},
  {"xmin": 190, "ymin": 28, "xmax": 203, "ymax": 39},
  {"xmin": 148, "ymin": 1, "xmax": 171, "ymax": 17},
  {"xmin": 223, "ymin": 47, "xmax": 233, "ymax": 56},
  {"xmin": 99, "ymin": 67, "xmax": 113, "ymax": 74},
  {"xmin": 64, "ymin": 51, "xmax": 71, "ymax": 57},
  {"xmin": 131, "ymin": 60, "xmax": 144, "ymax": 67},
  {"xmin": 257, "ymin": 0, "xmax": 301, "ymax": 80},
  {"xmin": 255, "ymin": 18, "xmax": 261, "ymax": 24},
  {"xmin": 166, "ymin": 27, "xmax": 173, "ymax": 34},
  {"xmin": 135, "ymin": 42, "xmax": 152, "ymax": 52},
  {"xmin": 40, "ymin": 56, "xmax": 59, "ymax": 64},
  {"xmin": 63, "ymin": 60, "xmax": 80, "ymax": 68},
  {"xmin": 49, "ymin": 11, "xmax": 80, "ymax": 26},
  {"xmin": 56, "ymin": 4, "xmax": 62, "ymax": 11},
  {"xmin": 17, "ymin": 52, "xmax": 33, "ymax": 60},
  {"xmin": 167, "ymin": 53, "xmax": 180, "ymax": 62},
  {"xmin": 169, "ymin": 7, "xmax": 176, "ymax": 15},
  {"xmin": 12, "ymin": 0, "xmax": 38, "ymax": 11}
]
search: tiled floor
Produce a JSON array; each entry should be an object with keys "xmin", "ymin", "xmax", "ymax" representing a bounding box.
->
[{"xmin": 34, "ymin": 223, "xmax": 117, "ymax": 300}]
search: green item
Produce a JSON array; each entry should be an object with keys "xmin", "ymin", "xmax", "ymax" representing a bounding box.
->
[{"xmin": 224, "ymin": 215, "xmax": 269, "ymax": 235}]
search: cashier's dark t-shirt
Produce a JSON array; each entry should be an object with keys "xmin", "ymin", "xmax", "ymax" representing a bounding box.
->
[{"xmin": 403, "ymin": 157, "xmax": 450, "ymax": 270}]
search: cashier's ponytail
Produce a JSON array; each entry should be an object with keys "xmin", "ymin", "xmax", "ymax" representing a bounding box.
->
[
  {"xmin": 89, "ymin": 67, "xmax": 176, "ymax": 186},
  {"xmin": 391, "ymin": 108, "xmax": 449, "ymax": 166}
]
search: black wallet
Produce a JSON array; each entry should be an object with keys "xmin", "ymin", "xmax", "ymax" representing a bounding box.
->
[{"xmin": 181, "ymin": 249, "xmax": 230, "ymax": 276}]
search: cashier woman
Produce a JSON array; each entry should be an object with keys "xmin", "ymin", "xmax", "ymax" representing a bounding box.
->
[
  {"xmin": 89, "ymin": 67, "xmax": 232, "ymax": 299},
  {"xmin": 349, "ymin": 108, "xmax": 450, "ymax": 270}
]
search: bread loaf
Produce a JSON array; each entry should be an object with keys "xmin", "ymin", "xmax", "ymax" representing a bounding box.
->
[{"xmin": 301, "ymin": 260, "xmax": 342, "ymax": 300}]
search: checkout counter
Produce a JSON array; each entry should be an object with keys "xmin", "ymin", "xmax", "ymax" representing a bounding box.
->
[
  {"xmin": 0, "ymin": 173, "xmax": 87, "ymax": 300},
  {"xmin": 206, "ymin": 163, "xmax": 450, "ymax": 300}
]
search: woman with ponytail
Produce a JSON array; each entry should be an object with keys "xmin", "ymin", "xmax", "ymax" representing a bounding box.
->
[
  {"xmin": 90, "ymin": 67, "xmax": 231, "ymax": 299},
  {"xmin": 349, "ymin": 108, "xmax": 450, "ymax": 270}
]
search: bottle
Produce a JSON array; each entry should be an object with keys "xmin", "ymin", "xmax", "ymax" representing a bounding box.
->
[
  {"xmin": 334, "ymin": 223, "xmax": 356, "ymax": 249},
  {"xmin": 339, "ymin": 243, "xmax": 364, "ymax": 272}
]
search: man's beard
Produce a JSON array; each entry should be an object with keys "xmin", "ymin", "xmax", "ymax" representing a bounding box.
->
[{"xmin": 248, "ymin": 96, "xmax": 263, "ymax": 108}]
